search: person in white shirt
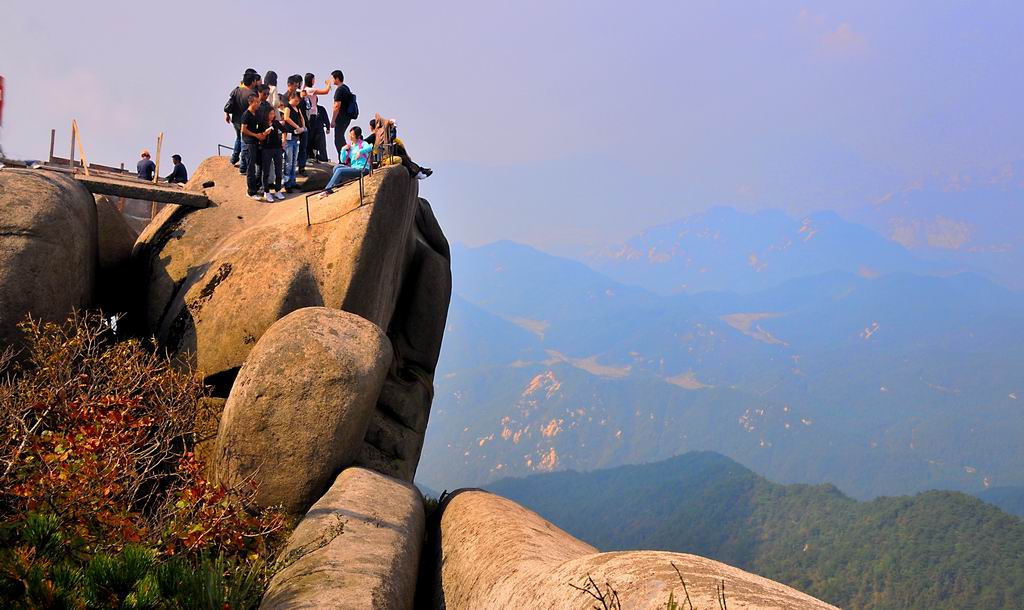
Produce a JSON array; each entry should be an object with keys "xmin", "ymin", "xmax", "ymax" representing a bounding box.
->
[
  {"xmin": 264, "ymin": 71, "xmax": 282, "ymax": 119},
  {"xmin": 302, "ymin": 73, "xmax": 330, "ymax": 121},
  {"xmin": 302, "ymin": 73, "xmax": 331, "ymax": 164}
]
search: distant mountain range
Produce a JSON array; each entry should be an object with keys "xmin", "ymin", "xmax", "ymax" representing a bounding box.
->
[
  {"xmin": 487, "ymin": 452, "xmax": 1024, "ymax": 610},
  {"xmin": 583, "ymin": 207, "xmax": 930, "ymax": 294},
  {"xmin": 849, "ymin": 174, "xmax": 1024, "ymax": 291},
  {"xmin": 418, "ymin": 207, "xmax": 1024, "ymax": 503}
]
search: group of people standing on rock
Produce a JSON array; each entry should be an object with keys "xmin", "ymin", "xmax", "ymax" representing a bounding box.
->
[{"xmin": 223, "ymin": 68, "xmax": 432, "ymax": 203}]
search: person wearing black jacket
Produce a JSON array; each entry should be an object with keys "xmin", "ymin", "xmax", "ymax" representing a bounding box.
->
[
  {"xmin": 308, "ymin": 104, "xmax": 331, "ymax": 162},
  {"xmin": 296, "ymin": 85, "xmax": 311, "ymax": 175},
  {"xmin": 165, "ymin": 155, "xmax": 188, "ymax": 184},
  {"xmin": 330, "ymin": 69, "xmax": 354, "ymax": 162},
  {"xmin": 225, "ymin": 71, "xmax": 258, "ymax": 171}
]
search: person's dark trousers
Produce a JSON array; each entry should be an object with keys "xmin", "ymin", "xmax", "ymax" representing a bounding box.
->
[
  {"xmin": 391, "ymin": 141, "xmax": 423, "ymax": 176},
  {"xmin": 231, "ymin": 123, "xmax": 242, "ymax": 166},
  {"xmin": 298, "ymin": 131, "xmax": 309, "ymax": 173},
  {"xmin": 244, "ymin": 141, "xmax": 261, "ymax": 195},
  {"xmin": 314, "ymin": 127, "xmax": 329, "ymax": 162},
  {"xmin": 305, "ymin": 119, "xmax": 318, "ymax": 161},
  {"xmin": 261, "ymin": 148, "xmax": 283, "ymax": 193},
  {"xmin": 334, "ymin": 118, "xmax": 351, "ymax": 162},
  {"xmin": 308, "ymin": 115, "xmax": 329, "ymax": 162}
]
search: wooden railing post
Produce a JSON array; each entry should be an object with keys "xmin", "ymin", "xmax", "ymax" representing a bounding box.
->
[
  {"xmin": 72, "ymin": 120, "xmax": 91, "ymax": 176},
  {"xmin": 68, "ymin": 121, "xmax": 76, "ymax": 170},
  {"xmin": 153, "ymin": 132, "xmax": 163, "ymax": 184}
]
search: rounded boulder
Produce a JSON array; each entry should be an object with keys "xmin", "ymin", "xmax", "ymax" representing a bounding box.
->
[
  {"xmin": 434, "ymin": 490, "xmax": 838, "ymax": 610},
  {"xmin": 214, "ymin": 307, "xmax": 392, "ymax": 514},
  {"xmin": 0, "ymin": 170, "xmax": 97, "ymax": 347}
]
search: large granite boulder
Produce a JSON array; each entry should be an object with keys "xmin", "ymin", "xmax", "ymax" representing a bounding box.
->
[
  {"xmin": 432, "ymin": 490, "xmax": 839, "ymax": 610},
  {"xmin": 132, "ymin": 156, "xmax": 451, "ymax": 481},
  {"xmin": 0, "ymin": 170, "xmax": 96, "ymax": 347},
  {"xmin": 214, "ymin": 307, "xmax": 391, "ymax": 514},
  {"xmin": 261, "ymin": 467, "xmax": 424, "ymax": 610}
]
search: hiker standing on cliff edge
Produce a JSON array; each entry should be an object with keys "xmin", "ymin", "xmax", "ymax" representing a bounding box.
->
[
  {"xmin": 240, "ymin": 95, "xmax": 267, "ymax": 200},
  {"xmin": 330, "ymin": 70, "xmax": 357, "ymax": 163},
  {"xmin": 225, "ymin": 71, "xmax": 258, "ymax": 172}
]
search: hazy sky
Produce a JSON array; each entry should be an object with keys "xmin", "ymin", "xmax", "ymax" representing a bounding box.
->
[{"xmin": 2, "ymin": 0, "xmax": 1022, "ymax": 249}]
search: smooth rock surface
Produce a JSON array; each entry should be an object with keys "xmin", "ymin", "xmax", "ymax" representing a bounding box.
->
[
  {"xmin": 355, "ymin": 197, "xmax": 451, "ymax": 481},
  {"xmin": 261, "ymin": 467, "xmax": 424, "ymax": 610},
  {"xmin": 434, "ymin": 490, "xmax": 839, "ymax": 610},
  {"xmin": 214, "ymin": 307, "xmax": 391, "ymax": 514},
  {"xmin": 0, "ymin": 170, "xmax": 96, "ymax": 346},
  {"xmin": 133, "ymin": 156, "xmax": 451, "ymax": 481},
  {"xmin": 133, "ymin": 157, "xmax": 423, "ymax": 381},
  {"xmin": 296, "ymin": 161, "xmax": 332, "ymax": 192}
]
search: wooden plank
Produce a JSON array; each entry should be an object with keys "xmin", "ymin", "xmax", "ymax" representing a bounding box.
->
[
  {"xmin": 73, "ymin": 173, "xmax": 210, "ymax": 208},
  {"xmin": 48, "ymin": 156, "xmax": 129, "ymax": 175},
  {"xmin": 153, "ymin": 132, "xmax": 163, "ymax": 184},
  {"xmin": 72, "ymin": 120, "xmax": 90, "ymax": 176}
]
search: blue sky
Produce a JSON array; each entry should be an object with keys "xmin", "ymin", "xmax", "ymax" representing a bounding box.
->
[{"xmin": 2, "ymin": 0, "xmax": 1022, "ymax": 248}]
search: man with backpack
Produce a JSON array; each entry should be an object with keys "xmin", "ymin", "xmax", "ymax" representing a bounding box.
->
[
  {"xmin": 330, "ymin": 69, "xmax": 358, "ymax": 162},
  {"xmin": 225, "ymin": 71, "xmax": 259, "ymax": 172}
]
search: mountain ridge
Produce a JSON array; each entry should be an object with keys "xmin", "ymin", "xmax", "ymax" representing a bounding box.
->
[{"xmin": 486, "ymin": 451, "xmax": 1024, "ymax": 610}]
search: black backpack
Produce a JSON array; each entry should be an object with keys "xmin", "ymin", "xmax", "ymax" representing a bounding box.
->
[
  {"xmin": 223, "ymin": 92, "xmax": 236, "ymax": 115},
  {"xmin": 347, "ymin": 93, "xmax": 359, "ymax": 120}
]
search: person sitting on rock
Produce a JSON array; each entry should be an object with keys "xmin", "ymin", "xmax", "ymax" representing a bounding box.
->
[
  {"xmin": 165, "ymin": 154, "xmax": 188, "ymax": 184},
  {"xmin": 366, "ymin": 115, "xmax": 432, "ymax": 180},
  {"xmin": 319, "ymin": 126, "xmax": 372, "ymax": 198},
  {"xmin": 137, "ymin": 150, "xmax": 156, "ymax": 181},
  {"xmin": 240, "ymin": 94, "xmax": 267, "ymax": 200}
]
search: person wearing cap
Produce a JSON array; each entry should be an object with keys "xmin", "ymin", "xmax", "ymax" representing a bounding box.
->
[
  {"xmin": 137, "ymin": 150, "xmax": 156, "ymax": 181},
  {"xmin": 165, "ymin": 154, "xmax": 188, "ymax": 184}
]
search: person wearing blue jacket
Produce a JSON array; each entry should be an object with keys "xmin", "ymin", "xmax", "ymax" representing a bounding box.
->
[{"xmin": 319, "ymin": 126, "xmax": 371, "ymax": 197}]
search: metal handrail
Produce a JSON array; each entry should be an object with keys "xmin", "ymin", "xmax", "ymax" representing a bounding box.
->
[
  {"xmin": 305, "ymin": 167, "xmax": 368, "ymax": 227},
  {"xmin": 217, "ymin": 144, "xmax": 234, "ymax": 157}
]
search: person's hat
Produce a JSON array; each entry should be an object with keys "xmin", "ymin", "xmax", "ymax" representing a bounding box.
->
[{"xmin": 141, "ymin": 150, "xmax": 151, "ymax": 158}]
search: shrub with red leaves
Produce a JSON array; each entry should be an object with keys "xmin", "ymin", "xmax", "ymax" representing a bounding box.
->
[{"xmin": 0, "ymin": 313, "xmax": 290, "ymax": 607}]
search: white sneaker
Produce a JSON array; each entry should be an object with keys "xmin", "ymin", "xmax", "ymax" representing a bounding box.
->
[
  {"xmin": 274, "ymin": 191, "xmax": 286, "ymax": 200},
  {"xmin": 249, "ymin": 194, "xmax": 261, "ymax": 200},
  {"xmin": 264, "ymin": 192, "xmax": 274, "ymax": 203}
]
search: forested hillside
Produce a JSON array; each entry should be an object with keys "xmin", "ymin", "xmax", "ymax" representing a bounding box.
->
[{"xmin": 488, "ymin": 452, "xmax": 1024, "ymax": 610}]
